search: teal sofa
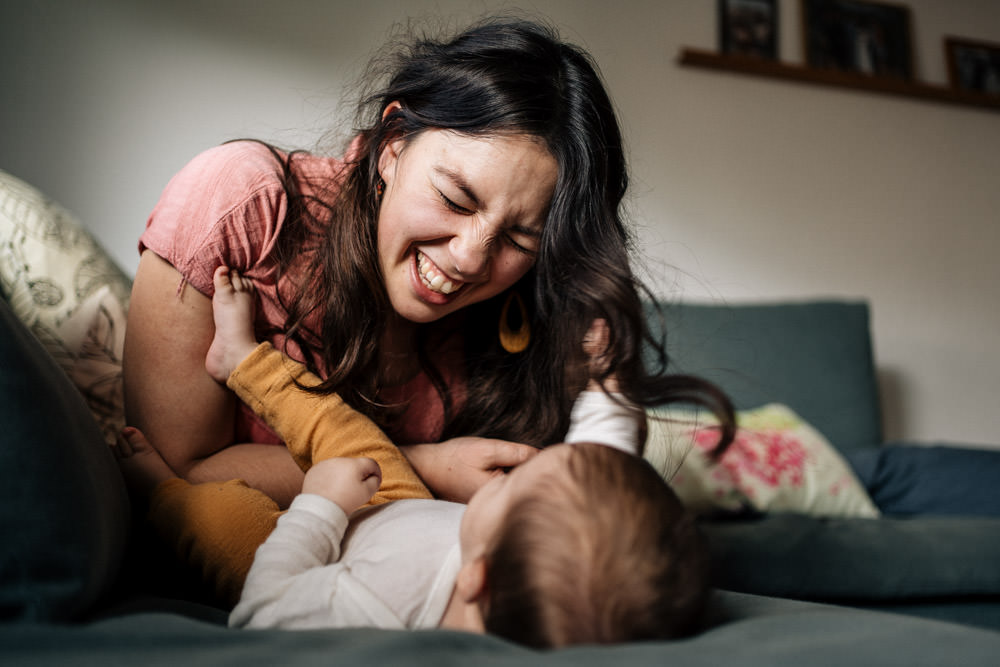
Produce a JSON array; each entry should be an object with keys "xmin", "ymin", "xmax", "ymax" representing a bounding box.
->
[
  {"xmin": 2, "ymin": 170, "xmax": 999, "ymax": 663},
  {"xmin": 655, "ymin": 302, "xmax": 1000, "ymax": 630},
  {"xmin": 4, "ymin": 287, "xmax": 1000, "ymax": 665}
]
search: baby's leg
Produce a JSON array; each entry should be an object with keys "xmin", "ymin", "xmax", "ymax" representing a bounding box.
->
[
  {"xmin": 207, "ymin": 266, "xmax": 430, "ymax": 503},
  {"xmin": 149, "ymin": 476, "xmax": 281, "ymax": 607},
  {"xmin": 112, "ymin": 426, "xmax": 177, "ymax": 498},
  {"xmin": 113, "ymin": 426, "xmax": 281, "ymax": 607},
  {"xmin": 226, "ymin": 346, "xmax": 432, "ymax": 504}
]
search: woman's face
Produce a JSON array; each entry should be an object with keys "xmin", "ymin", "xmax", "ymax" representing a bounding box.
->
[{"xmin": 376, "ymin": 130, "xmax": 558, "ymax": 324}]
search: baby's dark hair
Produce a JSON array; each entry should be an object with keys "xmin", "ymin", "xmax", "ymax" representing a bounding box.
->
[{"xmin": 482, "ymin": 442, "xmax": 709, "ymax": 648}]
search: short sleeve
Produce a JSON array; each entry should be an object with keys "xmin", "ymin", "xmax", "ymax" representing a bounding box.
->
[{"xmin": 139, "ymin": 141, "xmax": 290, "ymax": 296}]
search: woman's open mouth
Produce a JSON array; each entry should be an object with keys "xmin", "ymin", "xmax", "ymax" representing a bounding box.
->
[{"xmin": 416, "ymin": 251, "xmax": 463, "ymax": 295}]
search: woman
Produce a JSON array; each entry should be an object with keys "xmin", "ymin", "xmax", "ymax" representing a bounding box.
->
[{"xmin": 124, "ymin": 17, "xmax": 733, "ymax": 510}]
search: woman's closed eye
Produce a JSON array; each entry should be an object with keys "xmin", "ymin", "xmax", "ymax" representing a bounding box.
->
[
  {"xmin": 502, "ymin": 231, "xmax": 535, "ymax": 256},
  {"xmin": 438, "ymin": 189, "xmax": 538, "ymax": 256},
  {"xmin": 438, "ymin": 190, "xmax": 474, "ymax": 215}
]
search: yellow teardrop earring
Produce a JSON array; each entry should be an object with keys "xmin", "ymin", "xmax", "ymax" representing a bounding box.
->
[{"xmin": 499, "ymin": 291, "xmax": 531, "ymax": 354}]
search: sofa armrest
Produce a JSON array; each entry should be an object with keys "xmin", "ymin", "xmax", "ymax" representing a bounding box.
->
[{"xmin": 0, "ymin": 295, "xmax": 130, "ymax": 622}]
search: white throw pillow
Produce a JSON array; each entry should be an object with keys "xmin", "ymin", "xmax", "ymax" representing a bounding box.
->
[
  {"xmin": 0, "ymin": 170, "xmax": 131, "ymax": 443},
  {"xmin": 645, "ymin": 403, "xmax": 880, "ymax": 518}
]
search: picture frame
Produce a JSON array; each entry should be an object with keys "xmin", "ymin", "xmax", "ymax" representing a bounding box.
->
[
  {"xmin": 945, "ymin": 37, "xmax": 1000, "ymax": 96},
  {"xmin": 718, "ymin": 0, "xmax": 779, "ymax": 60},
  {"xmin": 801, "ymin": 0, "xmax": 913, "ymax": 80}
]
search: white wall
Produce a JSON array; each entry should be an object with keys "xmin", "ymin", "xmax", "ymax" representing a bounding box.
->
[{"xmin": 2, "ymin": 0, "xmax": 998, "ymax": 447}]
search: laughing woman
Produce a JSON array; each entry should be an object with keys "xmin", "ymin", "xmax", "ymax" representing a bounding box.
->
[{"xmin": 123, "ymin": 16, "xmax": 733, "ymax": 596}]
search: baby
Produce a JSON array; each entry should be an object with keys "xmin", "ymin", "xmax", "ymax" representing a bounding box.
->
[{"xmin": 116, "ymin": 268, "xmax": 709, "ymax": 647}]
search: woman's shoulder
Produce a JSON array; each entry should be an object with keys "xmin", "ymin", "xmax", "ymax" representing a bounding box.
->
[
  {"xmin": 140, "ymin": 140, "xmax": 349, "ymax": 293},
  {"xmin": 180, "ymin": 140, "xmax": 349, "ymax": 202},
  {"xmin": 140, "ymin": 142, "xmax": 296, "ymax": 292},
  {"xmin": 176, "ymin": 140, "xmax": 290, "ymax": 194}
]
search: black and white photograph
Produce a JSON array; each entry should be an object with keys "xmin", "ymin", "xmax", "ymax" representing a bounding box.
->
[
  {"xmin": 802, "ymin": 0, "xmax": 913, "ymax": 79},
  {"xmin": 946, "ymin": 37, "xmax": 1000, "ymax": 96},
  {"xmin": 719, "ymin": 0, "xmax": 779, "ymax": 59}
]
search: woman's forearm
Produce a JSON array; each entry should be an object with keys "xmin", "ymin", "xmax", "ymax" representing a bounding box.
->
[{"xmin": 183, "ymin": 443, "xmax": 305, "ymax": 509}]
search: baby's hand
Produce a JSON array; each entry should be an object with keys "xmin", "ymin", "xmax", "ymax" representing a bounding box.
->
[
  {"xmin": 302, "ymin": 457, "xmax": 382, "ymax": 515},
  {"xmin": 582, "ymin": 318, "xmax": 618, "ymax": 392}
]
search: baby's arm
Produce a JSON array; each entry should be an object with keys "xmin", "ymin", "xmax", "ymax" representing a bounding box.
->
[
  {"xmin": 301, "ymin": 457, "xmax": 382, "ymax": 516},
  {"xmin": 228, "ymin": 491, "xmax": 352, "ymax": 629},
  {"xmin": 563, "ymin": 390, "xmax": 646, "ymax": 455},
  {"xmin": 208, "ymin": 266, "xmax": 431, "ymax": 504},
  {"xmin": 229, "ymin": 458, "xmax": 389, "ymax": 630}
]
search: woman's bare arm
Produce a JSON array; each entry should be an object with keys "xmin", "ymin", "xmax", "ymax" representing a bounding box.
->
[
  {"xmin": 399, "ymin": 437, "xmax": 538, "ymax": 503},
  {"xmin": 123, "ymin": 251, "xmax": 303, "ymax": 507}
]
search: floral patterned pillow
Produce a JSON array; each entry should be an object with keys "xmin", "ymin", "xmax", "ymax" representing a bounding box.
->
[
  {"xmin": 0, "ymin": 170, "xmax": 131, "ymax": 444},
  {"xmin": 645, "ymin": 403, "xmax": 880, "ymax": 518}
]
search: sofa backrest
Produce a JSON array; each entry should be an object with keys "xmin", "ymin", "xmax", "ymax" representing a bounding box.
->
[{"xmin": 647, "ymin": 300, "xmax": 883, "ymax": 452}]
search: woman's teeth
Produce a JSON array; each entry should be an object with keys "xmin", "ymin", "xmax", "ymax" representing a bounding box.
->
[{"xmin": 417, "ymin": 252, "xmax": 461, "ymax": 295}]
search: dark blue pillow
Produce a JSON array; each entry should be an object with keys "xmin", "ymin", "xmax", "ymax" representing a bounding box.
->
[
  {"xmin": 0, "ymin": 296, "xmax": 130, "ymax": 621},
  {"xmin": 847, "ymin": 444, "xmax": 1000, "ymax": 517}
]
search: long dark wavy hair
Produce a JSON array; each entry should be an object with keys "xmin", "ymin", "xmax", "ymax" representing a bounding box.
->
[{"xmin": 265, "ymin": 17, "xmax": 735, "ymax": 450}]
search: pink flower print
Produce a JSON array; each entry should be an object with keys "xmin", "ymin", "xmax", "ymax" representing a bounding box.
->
[{"xmin": 692, "ymin": 427, "xmax": 808, "ymax": 490}]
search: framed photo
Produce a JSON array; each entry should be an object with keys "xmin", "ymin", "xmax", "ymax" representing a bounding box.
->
[
  {"xmin": 718, "ymin": 0, "xmax": 779, "ymax": 60},
  {"xmin": 801, "ymin": 0, "xmax": 913, "ymax": 79},
  {"xmin": 945, "ymin": 37, "xmax": 1000, "ymax": 96}
]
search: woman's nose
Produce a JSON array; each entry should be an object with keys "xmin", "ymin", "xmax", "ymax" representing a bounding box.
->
[{"xmin": 448, "ymin": 230, "xmax": 491, "ymax": 280}]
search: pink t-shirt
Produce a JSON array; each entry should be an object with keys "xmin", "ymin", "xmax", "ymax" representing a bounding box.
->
[{"xmin": 140, "ymin": 141, "xmax": 454, "ymax": 446}]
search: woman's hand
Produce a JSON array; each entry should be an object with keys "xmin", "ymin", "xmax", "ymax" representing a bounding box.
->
[{"xmin": 399, "ymin": 437, "xmax": 539, "ymax": 503}]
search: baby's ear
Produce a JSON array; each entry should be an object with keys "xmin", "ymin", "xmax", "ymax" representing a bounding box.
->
[{"xmin": 456, "ymin": 557, "xmax": 488, "ymax": 603}]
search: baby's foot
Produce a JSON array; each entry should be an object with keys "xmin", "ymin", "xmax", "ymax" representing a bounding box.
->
[
  {"xmin": 205, "ymin": 265, "xmax": 259, "ymax": 383},
  {"xmin": 112, "ymin": 427, "xmax": 177, "ymax": 497}
]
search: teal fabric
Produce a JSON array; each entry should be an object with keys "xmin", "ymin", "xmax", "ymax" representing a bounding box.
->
[
  {"xmin": 3, "ymin": 593, "xmax": 1000, "ymax": 666},
  {"xmin": 0, "ymin": 296, "xmax": 130, "ymax": 621},
  {"xmin": 703, "ymin": 513, "xmax": 1000, "ymax": 601},
  {"xmin": 650, "ymin": 301, "xmax": 882, "ymax": 452}
]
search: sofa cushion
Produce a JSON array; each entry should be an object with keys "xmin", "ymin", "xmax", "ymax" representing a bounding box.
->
[
  {"xmin": 0, "ymin": 169, "xmax": 131, "ymax": 445},
  {"xmin": 3, "ymin": 592, "xmax": 1000, "ymax": 665},
  {"xmin": 704, "ymin": 512, "xmax": 1000, "ymax": 601},
  {"xmin": 647, "ymin": 403, "xmax": 879, "ymax": 518},
  {"xmin": 0, "ymin": 295, "xmax": 130, "ymax": 622},
  {"xmin": 651, "ymin": 301, "xmax": 882, "ymax": 452}
]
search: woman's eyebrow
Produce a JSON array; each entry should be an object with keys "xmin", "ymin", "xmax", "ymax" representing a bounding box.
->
[{"xmin": 433, "ymin": 166, "xmax": 481, "ymax": 208}]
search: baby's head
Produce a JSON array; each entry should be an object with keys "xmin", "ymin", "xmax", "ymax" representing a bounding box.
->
[{"xmin": 458, "ymin": 442, "xmax": 709, "ymax": 648}]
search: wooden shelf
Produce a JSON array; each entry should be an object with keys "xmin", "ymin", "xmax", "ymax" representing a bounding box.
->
[{"xmin": 678, "ymin": 47, "xmax": 1000, "ymax": 113}]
